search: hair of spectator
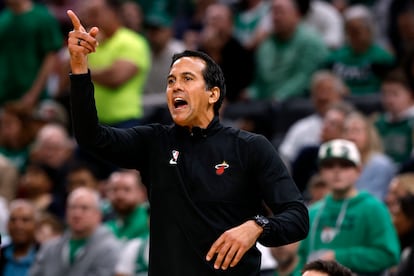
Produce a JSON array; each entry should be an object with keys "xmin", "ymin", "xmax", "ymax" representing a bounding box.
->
[
  {"xmin": 302, "ymin": 260, "xmax": 353, "ymax": 276},
  {"xmin": 170, "ymin": 50, "xmax": 226, "ymax": 116},
  {"xmin": 311, "ymin": 70, "xmax": 349, "ymax": 96},
  {"xmin": 68, "ymin": 187, "xmax": 101, "ymax": 210},
  {"xmin": 343, "ymin": 5, "xmax": 375, "ymax": 35}
]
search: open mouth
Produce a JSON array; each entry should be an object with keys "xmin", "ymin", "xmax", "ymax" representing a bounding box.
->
[{"xmin": 174, "ymin": 98, "xmax": 188, "ymax": 109}]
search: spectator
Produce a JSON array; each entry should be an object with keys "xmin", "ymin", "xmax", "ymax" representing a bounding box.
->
[
  {"xmin": 302, "ymin": 259, "xmax": 353, "ymax": 276},
  {"xmin": 291, "ymin": 102, "xmax": 355, "ymax": 192},
  {"xmin": 29, "ymin": 123, "xmax": 76, "ymax": 218},
  {"xmin": 249, "ymin": 0, "xmax": 328, "ymax": 101},
  {"xmin": 17, "ymin": 163, "xmax": 55, "ymax": 214},
  {"xmin": 77, "ymin": 0, "xmax": 151, "ymax": 128},
  {"xmin": 306, "ymin": 174, "xmax": 330, "ymax": 205},
  {"xmin": 271, "ymin": 241, "xmax": 302, "ymax": 276},
  {"xmin": 343, "ymin": 111, "xmax": 396, "ymax": 201},
  {"xmin": 34, "ymin": 212, "xmax": 64, "ymax": 245},
  {"xmin": 279, "ymin": 70, "xmax": 348, "ymax": 162},
  {"xmin": 391, "ymin": 194, "xmax": 414, "ymax": 275},
  {"xmin": 29, "ymin": 187, "xmax": 121, "ymax": 276},
  {"xmin": 143, "ymin": 8, "xmax": 185, "ymax": 123},
  {"xmin": 120, "ymin": 1, "xmax": 143, "ymax": 33},
  {"xmin": 298, "ymin": 139, "xmax": 400, "ymax": 275},
  {"xmin": 323, "ymin": 5, "xmax": 395, "ymax": 95},
  {"xmin": 105, "ymin": 170, "xmax": 149, "ymax": 241},
  {"xmin": 0, "ymin": 0, "xmax": 63, "ymax": 108},
  {"xmin": 0, "ymin": 154, "xmax": 19, "ymax": 203},
  {"xmin": 304, "ymin": 0, "xmax": 344, "ymax": 49},
  {"xmin": 0, "ymin": 102, "xmax": 39, "ymax": 172},
  {"xmin": 198, "ymin": 3, "xmax": 255, "ymax": 103},
  {"xmin": 233, "ymin": 0, "xmax": 271, "ymax": 51},
  {"xmin": 0, "ymin": 200, "xmax": 39, "ymax": 276},
  {"xmin": 385, "ymin": 174, "xmax": 414, "ymax": 254},
  {"xmin": 374, "ymin": 68, "xmax": 414, "ymax": 165}
]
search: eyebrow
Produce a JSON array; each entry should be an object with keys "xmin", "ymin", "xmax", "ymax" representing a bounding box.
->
[{"xmin": 167, "ymin": 71, "xmax": 197, "ymax": 79}]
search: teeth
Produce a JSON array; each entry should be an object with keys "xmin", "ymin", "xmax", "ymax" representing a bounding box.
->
[{"xmin": 174, "ymin": 97, "xmax": 184, "ymax": 102}]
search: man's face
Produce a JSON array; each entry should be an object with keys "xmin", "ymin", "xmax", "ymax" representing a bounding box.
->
[
  {"xmin": 107, "ymin": 173, "xmax": 144, "ymax": 215},
  {"xmin": 302, "ymin": 271, "xmax": 329, "ymax": 276},
  {"xmin": 66, "ymin": 192, "xmax": 100, "ymax": 236},
  {"xmin": 320, "ymin": 159, "xmax": 359, "ymax": 194},
  {"xmin": 311, "ymin": 79, "xmax": 342, "ymax": 116},
  {"xmin": 271, "ymin": 0, "xmax": 300, "ymax": 37},
  {"xmin": 166, "ymin": 57, "xmax": 215, "ymax": 127},
  {"xmin": 8, "ymin": 205, "xmax": 36, "ymax": 246}
]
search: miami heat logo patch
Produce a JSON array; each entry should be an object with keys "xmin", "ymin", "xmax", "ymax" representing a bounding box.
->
[{"xmin": 215, "ymin": 161, "xmax": 229, "ymax": 175}]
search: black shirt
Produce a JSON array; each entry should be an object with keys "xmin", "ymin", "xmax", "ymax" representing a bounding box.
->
[{"xmin": 70, "ymin": 72, "xmax": 309, "ymax": 275}]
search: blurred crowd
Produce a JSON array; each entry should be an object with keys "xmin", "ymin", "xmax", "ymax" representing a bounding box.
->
[{"xmin": 1, "ymin": 0, "xmax": 414, "ymax": 275}]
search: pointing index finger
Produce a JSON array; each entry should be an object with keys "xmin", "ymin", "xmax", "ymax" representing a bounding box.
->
[{"xmin": 67, "ymin": 10, "xmax": 85, "ymax": 32}]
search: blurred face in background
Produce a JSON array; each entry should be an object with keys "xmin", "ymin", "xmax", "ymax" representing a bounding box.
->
[
  {"xmin": 381, "ymin": 81, "xmax": 414, "ymax": 117},
  {"xmin": 271, "ymin": 0, "xmax": 300, "ymax": 39},
  {"xmin": 343, "ymin": 116, "xmax": 368, "ymax": 153},
  {"xmin": 311, "ymin": 77, "xmax": 343, "ymax": 116},
  {"xmin": 8, "ymin": 202, "xmax": 36, "ymax": 246},
  {"xmin": 345, "ymin": 18, "xmax": 372, "ymax": 53},
  {"xmin": 66, "ymin": 188, "xmax": 101, "ymax": 238},
  {"xmin": 107, "ymin": 171, "xmax": 146, "ymax": 216},
  {"xmin": 320, "ymin": 109, "xmax": 346, "ymax": 142}
]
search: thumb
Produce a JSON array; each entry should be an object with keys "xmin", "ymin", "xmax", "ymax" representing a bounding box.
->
[{"xmin": 89, "ymin": 27, "xmax": 100, "ymax": 38}]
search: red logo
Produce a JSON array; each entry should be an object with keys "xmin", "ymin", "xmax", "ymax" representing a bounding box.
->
[{"xmin": 215, "ymin": 161, "xmax": 229, "ymax": 175}]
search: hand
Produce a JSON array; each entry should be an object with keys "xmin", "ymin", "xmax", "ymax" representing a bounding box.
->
[
  {"xmin": 66, "ymin": 10, "xmax": 99, "ymax": 74},
  {"xmin": 20, "ymin": 91, "xmax": 37, "ymax": 109},
  {"xmin": 206, "ymin": 220, "xmax": 263, "ymax": 270}
]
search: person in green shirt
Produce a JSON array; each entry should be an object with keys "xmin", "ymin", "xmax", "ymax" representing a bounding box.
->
[
  {"xmin": 249, "ymin": 0, "xmax": 328, "ymax": 101},
  {"xmin": 299, "ymin": 139, "xmax": 400, "ymax": 275},
  {"xmin": 105, "ymin": 170, "xmax": 149, "ymax": 241},
  {"xmin": 323, "ymin": 5, "xmax": 395, "ymax": 95},
  {"xmin": 0, "ymin": 0, "xmax": 63, "ymax": 107}
]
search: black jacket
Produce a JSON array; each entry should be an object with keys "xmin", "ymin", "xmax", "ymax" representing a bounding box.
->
[{"xmin": 70, "ymin": 72, "xmax": 309, "ymax": 275}]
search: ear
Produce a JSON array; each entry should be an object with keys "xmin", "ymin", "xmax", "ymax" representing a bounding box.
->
[{"xmin": 208, "ymin": 87, "xmax": 220, "ymax": 105}]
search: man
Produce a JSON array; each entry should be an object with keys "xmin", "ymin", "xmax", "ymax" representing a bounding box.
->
[
  {"xmin": 279, "ymin": 70, "xmax": 348, "ymax": 162},
  {"xmin": 302, "ymin": 260, "xmax": 353, "ymax": 276},
  {"xmin": 105, "ymin": 170, "xmax": 149, "ymax": 240},
  {"xmin": 0, "ymin": 0, "xmax": 63, "ymax": 107},
  {"xmin": 249, "ymin": 0, "xmax": 328, "ymax": 101},
  {"xmin": 66, "ymin": 9, "xmax": 309, "ymax": 275},
  {"xmin": 29, "ymin": 187, "xmax": 121, "ymax": 276},
  {"xmin": 0, "ymin": 200, "xmax": 38, "ymax": 276},
  {"xmin": 198, "ymin": 3, "xmax": 255, "ymax": 103},
  {"xmin": 298, "ymin": 139, "xmax": 400, "ymax": 275},
  {"xmin": 77, "ymin": 0, "xmax": 150, "ymax": 128}
]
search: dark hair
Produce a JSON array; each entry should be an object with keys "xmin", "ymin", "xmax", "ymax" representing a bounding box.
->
[
  {"xmin": 292, "ymin": 0, "xmax": 311, "ymax": 17},
  {"xmin": 303, "ymin": 260, "xmax": 353, "ymax": 276},
  {"xmin": 170, "ymin": 50, "xmax": 226, "ymax": 115},
  {"xmin": 382, "ymin": 68, "xmax": 412, "ymax": 92}
]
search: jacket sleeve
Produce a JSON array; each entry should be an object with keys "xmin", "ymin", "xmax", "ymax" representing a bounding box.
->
[
  {"xmin": 248, "ymin": 135, "xmax": 309, "ymax": 246},
  {"xmin": 90, "ymin": 239, "xmax": 122, "ymax": 276},
  {"xmin": 69, "ymin": 72, "xmax": 154, "ymax": 169}
]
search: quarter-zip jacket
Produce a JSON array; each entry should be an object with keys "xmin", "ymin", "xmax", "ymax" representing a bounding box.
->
[{"xmin": 70, "ymin": 72, "xmax": 309, "ymax": 275}]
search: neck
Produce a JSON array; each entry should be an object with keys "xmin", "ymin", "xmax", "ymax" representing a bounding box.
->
[
  {"xmin": 332, "ymin": 187, "xmax": 357, "ymax": 200},
  {"xmin": 13, "ymin": 243, "xmax": 33, "ymax": 258}
]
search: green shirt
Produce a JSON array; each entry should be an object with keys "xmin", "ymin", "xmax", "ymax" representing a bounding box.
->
[
  {"xmin": 299, "ymin": 192, "xmax": 400, "ymax": 274},
  {"xmin": 0, "ymin": 4, "xmax": 63, "ymax": 104},
  {"xmin": 325, "ymin": 44, "xmax": 395, "ymax": 95},
  {"xmin": 250, "ymin": 24, "xmax": 328, "ymax": 101},
  {"xmin": 69, "ymin": 238, "xmax": 87, "ymax": 265},
  {"xmin": 106, "ymin": 204, "xmax": 149, "ymax": 241},
  {"xmin": 375, "ymin": 114, "xmax": 414, "ymax": 164},
  {"xmin": 88, "ymin": 28, "xmax": 150, "ymax": 125}
]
